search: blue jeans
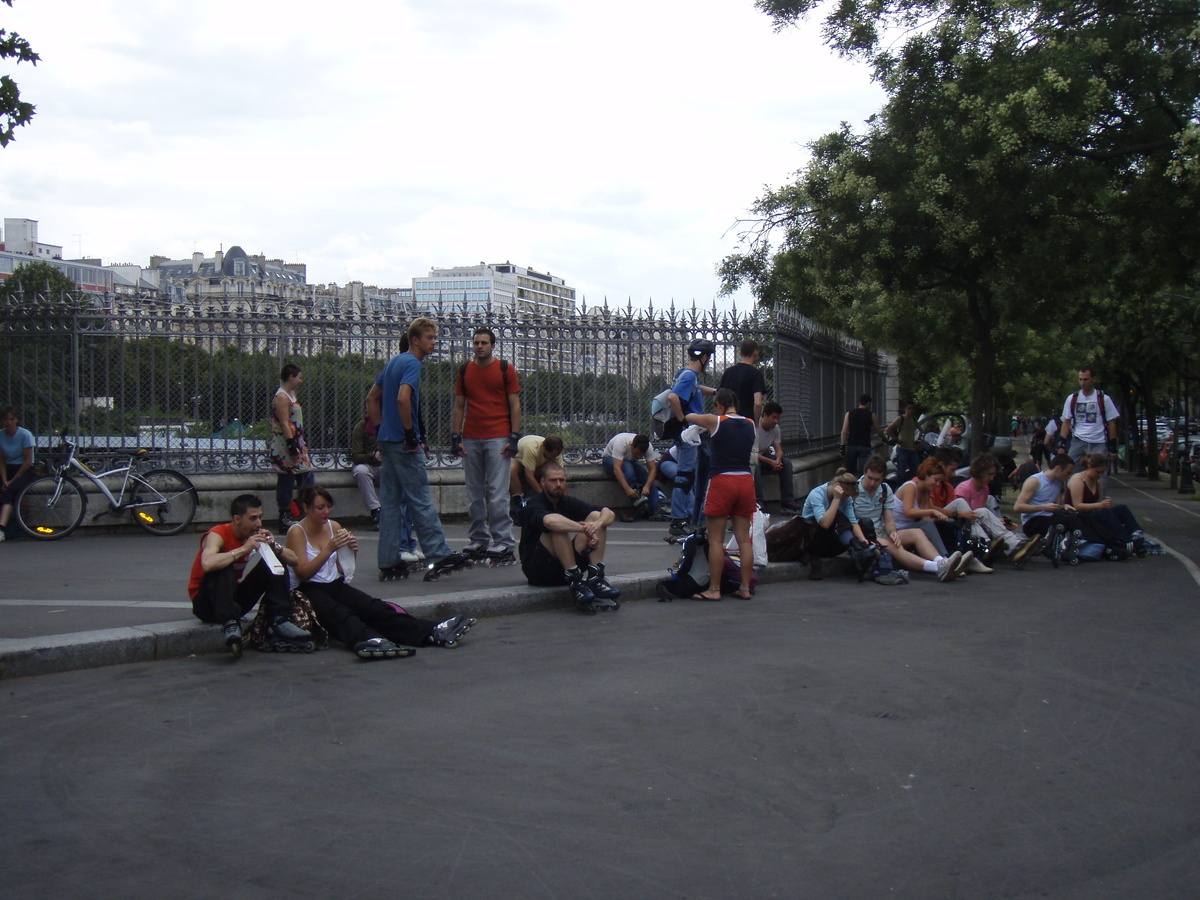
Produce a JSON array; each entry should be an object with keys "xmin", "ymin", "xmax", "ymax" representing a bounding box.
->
[
  {"xmin": 276, "ymin": 470, "xmax": 314, "ymax": 516},
  {"xmin": 378, "ymin": 440, "xmax": 452, "ymax": 568},
  {"xmin": 671, "ymin": 440, "xmax": 698, "ymax": 520},
  {"xmin": 894, "ymin": 447, "xmax": 920, "ymax": 483},
  {"xmin": 602, "ymin": 456, "xmax": 663, "ymax": 511}
]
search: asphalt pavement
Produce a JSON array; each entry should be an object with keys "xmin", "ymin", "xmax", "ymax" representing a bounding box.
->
[{"xmin": 2, "ymin": 473, "xmax": 1198, "ymax": 899}]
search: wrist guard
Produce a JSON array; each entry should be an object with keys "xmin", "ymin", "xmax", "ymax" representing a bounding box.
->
[
  {"xmin": 450, "ymin": 431, "xmax": 464, "ymax": 454},
  {"xmin": 507, "ymin": 431, "xmax": 521, "ymax": 456},
  {"xmin": 1107, "ymin": 438, "xmax": 1118, "ymax": 454},
  {"xmin": 286, "ymin": 437, "xmax": 301, "ymax": 457},
  {"xmin": 404, "ymin": 428, "xmax": 419, "ymax": 451}
]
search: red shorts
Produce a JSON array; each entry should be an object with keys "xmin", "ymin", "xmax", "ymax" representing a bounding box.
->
[{"xmin": 703, "ymin": 472, "xmax": 756, "ymax": 518}]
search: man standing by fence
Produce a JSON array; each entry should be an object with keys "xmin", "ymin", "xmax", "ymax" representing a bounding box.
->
[
  {"xmin": 452, "ymin": 327, "xmax": 522, "ymax": 565},
  {"xmin": 368, "ymin": 318, "xmax": 471, "ymax": 582}
]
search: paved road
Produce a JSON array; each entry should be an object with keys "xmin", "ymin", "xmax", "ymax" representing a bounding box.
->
[{"xmin": 2, "ymin": 475, "xmax": 1199, "ymax": 898}]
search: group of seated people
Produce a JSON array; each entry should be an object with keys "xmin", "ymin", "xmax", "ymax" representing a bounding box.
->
[
  {"xmin": 189, "ymin": 490, "xmax": 476, "ymax": 661},
  {"xmin": 795, "ymin": 446, "xmax": 1147, "ymax": 583}
]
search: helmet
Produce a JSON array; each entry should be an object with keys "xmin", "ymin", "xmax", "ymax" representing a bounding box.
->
[{"xmin": 687, "ymin": 338, "xmax": 716, "ymax": 359}]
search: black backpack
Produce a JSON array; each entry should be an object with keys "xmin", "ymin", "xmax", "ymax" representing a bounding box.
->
[{"xmin": 655, "ymin": 529, "xmax": 741, "ymax": 600}]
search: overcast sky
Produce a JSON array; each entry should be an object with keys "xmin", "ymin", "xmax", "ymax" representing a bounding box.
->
[{"xmin": 1, "ymin": 0, "xmax": 883, "ymax": 308}]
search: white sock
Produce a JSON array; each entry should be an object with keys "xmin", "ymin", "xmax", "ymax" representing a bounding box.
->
[{"xmin": 923, "ymin": 559, "xmax": 941, "ymax": 573}]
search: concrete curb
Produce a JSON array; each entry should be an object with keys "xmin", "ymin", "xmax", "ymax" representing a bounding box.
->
[{"xmin": 0, "ymin": 562, "xmax": 808, "ymax": 680}]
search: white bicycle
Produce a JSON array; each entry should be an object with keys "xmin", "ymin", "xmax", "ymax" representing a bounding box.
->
[{"xmin": 16, "ymin": 433, "xmax": 199, "ymax": 540}]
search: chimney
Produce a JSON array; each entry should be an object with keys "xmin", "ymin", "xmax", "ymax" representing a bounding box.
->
[{"xmin": 192, "ymin": 252, "xmax": 203, "ymax": 272}]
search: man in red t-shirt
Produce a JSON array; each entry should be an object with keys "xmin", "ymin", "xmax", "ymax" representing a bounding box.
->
[
  {"xmin": 188, "ymin": 493, "xmax": 306, "ymax": 657},
  {"xmin": 451, "ymin": 328, "xmax": 522, "ymax": 562}
]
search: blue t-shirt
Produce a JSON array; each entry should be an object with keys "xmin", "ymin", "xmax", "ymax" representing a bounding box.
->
[
  {"xmin": 375, "ymin": 352, "xmax": 424, "ymax": 443},
  {"xmin": 802, "ymin": 481, "xmax": 858, "ymax": 525},
  {"xmin": 669, "ymin": 367, "xmax": 704, "ymax": 416},
  {"xmin": 0, "ymin": 426, "xmax": 34, "ymax": 466}
]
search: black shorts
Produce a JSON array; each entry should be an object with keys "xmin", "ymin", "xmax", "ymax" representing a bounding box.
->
[{"xmin": 521, "ymin": 538, "xmax": 588, "ymax": 587}]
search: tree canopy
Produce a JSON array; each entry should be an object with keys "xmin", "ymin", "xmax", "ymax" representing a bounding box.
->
[
  {"xmin": 0, "ymin": 0, "xmax": 38, "ymax": 147},
  {"xmin": 723, "ymin": 0, "xmax": 1200, "ymax": 434}
]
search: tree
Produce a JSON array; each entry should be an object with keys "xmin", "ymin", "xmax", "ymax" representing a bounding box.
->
[
  {"xmin": 0, "ymin": 260, "xmax": 78, "ymax": 305},
  {"xmin": 723, "ymin": 0, "xmax": 1200, "ymax": 434},
  {"xmin": 0, "ymin": 0, "xmax": 38, "ymax": 147}
]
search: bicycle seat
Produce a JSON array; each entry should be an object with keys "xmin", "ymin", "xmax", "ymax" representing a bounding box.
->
[{"xmin": 134, "ymin": 449, "xmax": 150, "ymax": 458}]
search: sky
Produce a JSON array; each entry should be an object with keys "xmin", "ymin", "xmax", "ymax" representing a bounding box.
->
[{"xmin": 0, "ymin": 0, "xmax": 884, "ymax": 309}]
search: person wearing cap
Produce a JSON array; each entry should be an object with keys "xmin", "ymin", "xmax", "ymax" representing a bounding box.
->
[{"xmin": 666, "ymin": 339, "xmax": 717, "ymax": 532}]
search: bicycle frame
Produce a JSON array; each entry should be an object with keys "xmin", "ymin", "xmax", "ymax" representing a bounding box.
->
[{"xmin": 52, "ymin": 441, "xmax": 166, "ymax": 518}]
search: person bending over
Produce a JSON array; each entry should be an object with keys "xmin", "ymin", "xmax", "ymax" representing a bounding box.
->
[
  {"xmin": 1014, "ymin": 453, "xmax": 1115, "ymax": 562},
  {"xmin": 519, "ymin": 462, "xmax": 620, "ymax": 613},
  {"xmin": 601, "ymin": 432, "xmax": 663, "ymax": 517},
  {"xmin": 286, "ymin": 486, "xmax": 474, "ymax": 660},
  {"xmin": 801, "ymin": 469, "xmax": 874, "ymax": 581}
]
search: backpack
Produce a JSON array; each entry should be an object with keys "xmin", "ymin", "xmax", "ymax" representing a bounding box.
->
[
  {"xmin": 655, "ymin": 529, "xmax": 746, "ymax": 600},
  {"xmin": 650, "ymin": 368, "xmax": 693, "ymax": 441}
]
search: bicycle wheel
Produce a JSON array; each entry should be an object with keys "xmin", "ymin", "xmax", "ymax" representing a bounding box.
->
[
  {"xmin": 16, "ymin": 475, "xmax": 88, "ymax": 540},
  {"xmin": 130, "ymin": 469, "xmax": 199, "ymax": 535}
]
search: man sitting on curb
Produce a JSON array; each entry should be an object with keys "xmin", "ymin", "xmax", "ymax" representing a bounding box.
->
[
  {"xmin": 519, "ymin": 462, "xmax": 620, "ymax": 613},
  {"xmin": 601, "ymin": 432, "xmax": 663, "ymax": 518},
  {"xmin": 756, "ymin": 401, "xmax": 798, "ymax": 513},
  {"xmin": 187, "ymin": 493, "xmax": 312, "ymax": 658}
]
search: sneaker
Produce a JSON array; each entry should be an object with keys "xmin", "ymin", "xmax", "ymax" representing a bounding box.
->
[
  {"xmin": 280, "ymin": 513, "xmax": 298, "ymax": 530},
  {"xmin": 937, "ymin": 551, "xmax": 963, "ymax": 582},
  {"xmin": 874, "ymin": 570, "xmax": 908, "ymax": 586},
  {"xmin": 399, "ymin": 550, "xmax": 421, "ymax": 565},
  {"xmin": 1010, "ymin": 534, "xmax": 1043, "ymax": 564},
  {"xmin": 952, "ymin": 550, "xmax": 975, "ymax": 578},
  {"xmin": 779, "ymin": 500, "xmax": 801, "ymax": 514},
  {"xmin": 222, "ymin": 620, "xmax": 243, "ymax": 658},
  {"xmin": 964, "ymin": 556, "xmax": 994, "ymax": 574},
  {"xmin": 0, "ymin": 531, "xmax": 6, "ymax": 543}
]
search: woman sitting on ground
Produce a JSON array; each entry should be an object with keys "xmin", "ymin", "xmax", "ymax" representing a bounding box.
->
[
  {"xmin": 286, "ymin": 486, "xmax": 475, "ymax": 659},
  {"xmin": 801, "ymin": 468, "xmax": 869, "ymax": 580},
  {"xmin": 951, "ymin": 452, "xmax": 1040, "ymax": 565},
  {"xmin": 1067, "ymin": 453, "xmax": 1147, "ymax": 557},
  {"xmin": 893, "ymin": 457, "xmax": 957, "ymax": 559},
  {"xmin": 685, "ymin": 387, "xmax": 757, "ymax": 600}
]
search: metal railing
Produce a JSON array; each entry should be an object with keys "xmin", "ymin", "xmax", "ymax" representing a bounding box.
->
[{"xmin": 0, "ymin": 292, "xmax": 894, "ymax": 473}]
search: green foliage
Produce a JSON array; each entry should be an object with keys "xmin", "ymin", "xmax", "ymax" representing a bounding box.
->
[
  {"xmin": 0, "ymin": 261, "xmax": 79, "ymax": 305},
  {"xmin": 724, "ymin": 0, "xmax": 1200, "ymax": 432},
  {"xmin": 0, "ymin": 0, "xmax": 38, "ymax": 147}
]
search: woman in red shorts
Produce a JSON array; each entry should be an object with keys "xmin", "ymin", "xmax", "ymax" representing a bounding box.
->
[{"xmin": 686, "ymin": 388, "xmax": 758, "ymax": 600}]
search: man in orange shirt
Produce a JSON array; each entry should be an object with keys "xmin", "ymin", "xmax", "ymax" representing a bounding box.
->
[{"xmin": 451, "ymin": 327, "xmax": 522, "ymax": 564}]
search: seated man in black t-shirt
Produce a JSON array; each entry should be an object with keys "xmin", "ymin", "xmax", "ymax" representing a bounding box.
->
[{"xmin": 519, "ymin": 462, "xmax": 621, "ymax": 613}]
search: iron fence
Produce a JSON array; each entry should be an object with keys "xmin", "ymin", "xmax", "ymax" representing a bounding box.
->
[{"xmin": 0, "ymin": 292, "xmax": 894, "ymax": 473}]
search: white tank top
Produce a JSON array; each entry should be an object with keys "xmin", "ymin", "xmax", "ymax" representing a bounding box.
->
[{"xmin": 288, "ymin": 522, "xmax": 342, "ymax": 589}]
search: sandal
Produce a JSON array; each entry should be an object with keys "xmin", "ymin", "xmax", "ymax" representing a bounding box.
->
[{"xmin": 691, "ymin": 590, "xmax": 723, "ymax": 601}]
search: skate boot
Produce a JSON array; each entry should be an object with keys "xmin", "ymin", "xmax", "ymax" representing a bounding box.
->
[
  {"xmin": 848, "ymin": 542, "xmax": 881, "ymax": 582},
  {"xmin": 484, "ymin": 546, "xmax": 518, "ymax": 567},
  {"xmin": 668, "ymin": 518, "xmax": 689, "ymax": 537},
  {"xmin": 1047, "ymin": 524, "xmax": 1065, "ymax": 568},
  {"xmin": 566, "ymin": 566, "xmax": 600, "ymax": 613},
  {"xmin": 427, "ymin": 615, "xmax": 478, "ymax": 648},
  {"xmin": 379, "ymin": 564, "xmax": 413, "ymax": 581},
  {"xmin": 353, "ymin": 637, "xmax": 413, "ymax": 660},
  {"xmin": 263, "ymin": 616, "xmax": 315, "ymax": 652},
  {"xmin": 1131, "ymin": 530, "xmax": 1147, "ymax": 557},
  {"xmin": 423, "ymin": 552, "xmax": 473, "ymax": 581},
  {"xmin": 222, "ymin": 620, "xmax": 243, "ymax": 659},
  {"xmin": 460, "ymin": 543, "xmax": 488, "ymax": 563},
  {"xmin": 1061, "ymin": 528, "xmax": 1083, "ymax": 566},
  {"xmin": 586, "ymin": 562, "xmax": 621, "ymax": 605}
]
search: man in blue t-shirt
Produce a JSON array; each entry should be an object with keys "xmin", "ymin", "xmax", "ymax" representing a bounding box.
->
[
  {"xmin": 366, "ymin": 318, "xmax": 462, "ymax": 580},
  {"xmin": 666, "ymin": 339, "xmax": 716, "ymax": 533}
]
